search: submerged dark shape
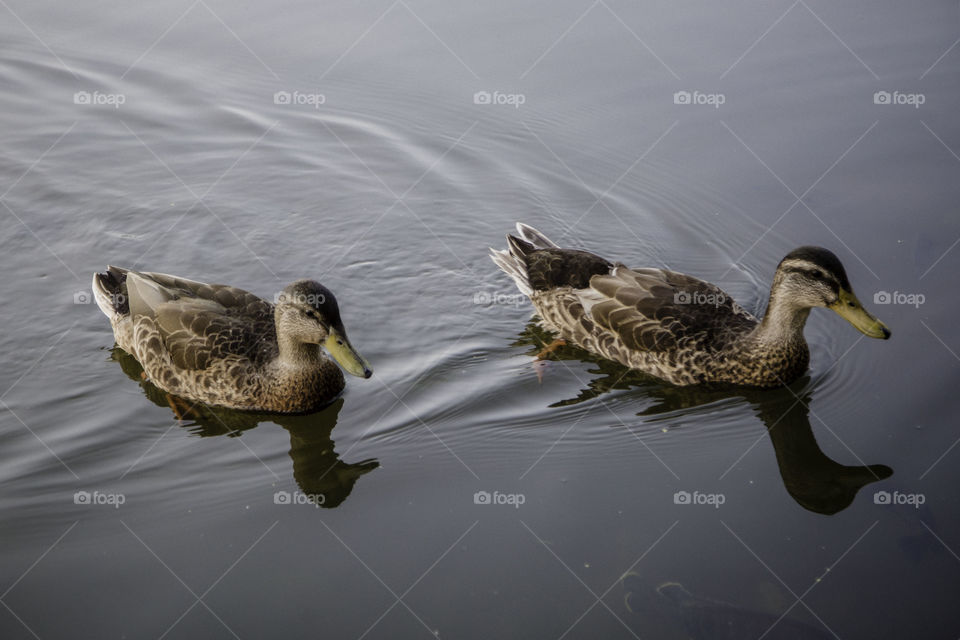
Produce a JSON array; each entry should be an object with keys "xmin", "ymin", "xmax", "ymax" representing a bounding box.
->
[
  {"xmin": 623, "ymin": 575, "xmax": 833, "ymax": 640},
  {"xmin": 111, "ymin": 348, "xmax": 378, "ymax": 508},
  {"xmin": 514, "ymin": 322, "xmax": 892, "ymax": 515}
]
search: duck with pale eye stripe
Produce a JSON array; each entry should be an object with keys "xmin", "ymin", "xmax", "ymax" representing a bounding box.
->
[
  {"xmin": 93, "ymin": 267, "xmax": 372, "ymax": 413},
  {"xmin": 491, "ymin": 224, "xmax": 890, "ymax": 387}
]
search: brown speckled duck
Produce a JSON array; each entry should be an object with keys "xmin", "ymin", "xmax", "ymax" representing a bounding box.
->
[
  {"xmin": 93, "ymin": 266, "xmax": 372, "ymax": 412},
  {"xmin": 491, "ymin": 223, "xmax": 890, "ymax": 387}
]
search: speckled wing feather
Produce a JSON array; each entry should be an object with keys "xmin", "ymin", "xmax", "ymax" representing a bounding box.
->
[
  {"xmin": 128, "ymin": 271, "xmax": 277, "ymax": 370},
  {"xmin": 586, "ymin": 266, "xmax": 756, "ymax": 353}
]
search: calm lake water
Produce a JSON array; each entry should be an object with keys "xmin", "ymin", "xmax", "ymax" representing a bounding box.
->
[{"xmin": 2, "ymin": 1, "xmax": 959, "ymax": 638}]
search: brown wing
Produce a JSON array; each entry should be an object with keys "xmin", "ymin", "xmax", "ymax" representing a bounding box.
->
[
  {"xmin": 127, "ymin": 271, "xmax": 277, "ymax": 370},
  {"xmin": 586, "ymin": 266, "xmax": 756, "ymax": 353},
  {"xmin": 156, "ymin": 304, "xmax": 276, "ymax": 370}
]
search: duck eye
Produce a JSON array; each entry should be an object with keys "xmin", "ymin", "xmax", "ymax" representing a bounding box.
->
[
  {"xmin": 306, "ymin": 310, "xmax": 319, "ymax": 320},
  {"xmin": 811, "ymin": 270, "xmax": 823, "ymax": 280}
]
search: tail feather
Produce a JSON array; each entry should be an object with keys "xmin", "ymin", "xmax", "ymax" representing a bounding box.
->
[
  {"xmin": 489, "ymin": 246, "xmax": 533, "ymax": 297},
  {"xmin": 515, "ymin": 222, "xmax": 558, "ymax": 249},
  {"xmin": 92, "ymin": 265, "xmax": 130, "ymax": 319},
  {"xmin": 489, "ymin": 222, "xmax": 558, "ymax": 298},
  {"xmin": 506, "ymin": 234, "xmax": 536, "ymax": 258}
]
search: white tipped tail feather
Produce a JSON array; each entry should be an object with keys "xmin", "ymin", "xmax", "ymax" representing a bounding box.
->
[{"xmin": 489, "ymin": 223, "xmax": 559, "ymax": 297}]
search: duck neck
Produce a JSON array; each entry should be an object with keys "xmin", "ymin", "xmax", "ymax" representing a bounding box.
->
[
  {"xmin": 277, "ymin": 334, "xmax": 321, "ymax": 367},
  {"xmin": 275, "ymin": 309, "xmax": 321, "ymax": 367},
  {"xmin": 756, "ymin": 286, "xmax": 811, "ymax": 346}
]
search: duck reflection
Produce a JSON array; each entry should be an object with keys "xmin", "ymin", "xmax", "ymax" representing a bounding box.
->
[
  {"xmin": 111, "ymin": 348, "xmax": 378, "ymax": 507},
  {"xmin": 514, "ymin": 323, "xmax": 892, "ymax": 515}
]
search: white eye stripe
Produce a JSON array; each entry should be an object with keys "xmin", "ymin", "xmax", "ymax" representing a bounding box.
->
[{"xmin": 782, "ymin": 260, "xmax": 837, "ymax": 284}]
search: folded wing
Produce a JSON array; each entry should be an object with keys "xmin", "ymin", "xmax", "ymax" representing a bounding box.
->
[{"xmin": 584, "ymin": 266, "xmax": 755, "ymax": 353}]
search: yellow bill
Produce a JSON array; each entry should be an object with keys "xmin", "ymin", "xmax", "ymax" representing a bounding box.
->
[
  {"xmin": 829, "ymin": 289, "xmax": 891, "ymax": 339},
  {"xmin": 325, "ymin": 328, "xmax": 373, "ymax": 378}
]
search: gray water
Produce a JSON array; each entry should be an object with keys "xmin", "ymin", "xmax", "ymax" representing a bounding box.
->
[{"xmin": 2, "ymin": 1, "xmax": 959, "ymax": 638}]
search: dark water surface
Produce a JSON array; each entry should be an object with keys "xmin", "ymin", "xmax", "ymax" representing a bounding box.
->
[{"xmin": 2, "ymin": 1, "xmax": 959, "ymax": 638}]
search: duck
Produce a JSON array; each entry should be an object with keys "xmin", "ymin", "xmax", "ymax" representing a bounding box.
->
[
  {"xmin": 92, "ymin": 266, "xmax": 372, "ymax": 413},
  {"xmin": 490, "ymin": 223, "xmax": 890, "ymax": 387}
]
